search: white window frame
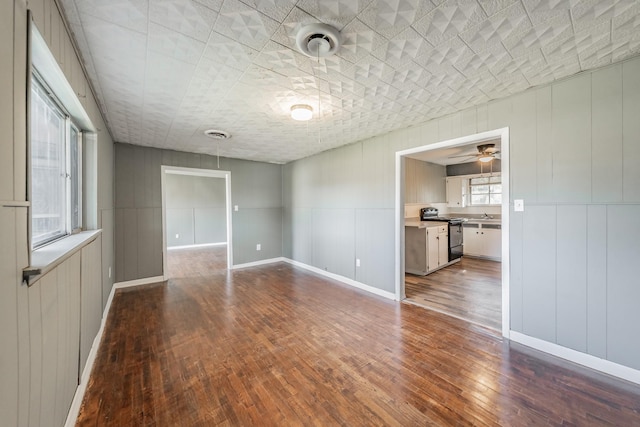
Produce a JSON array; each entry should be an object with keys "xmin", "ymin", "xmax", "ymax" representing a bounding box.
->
[
  {"xmin": 468, "ymin": 174, "xmax": 502, "ymax": 206},
  {"xmin": 30, "ymin": 70, "xmax": 83, "ymax": 249}
]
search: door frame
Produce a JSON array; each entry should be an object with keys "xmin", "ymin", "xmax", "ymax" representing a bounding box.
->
[
  {"xmin": 160, "ymin": 165, "xmax": 233, "ymax": 278},
  {"xmin": 394, "ymin": 127, "xmax": 510, "ymax": 338}
]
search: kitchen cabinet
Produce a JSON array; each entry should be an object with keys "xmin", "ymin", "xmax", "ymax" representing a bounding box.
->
[
  {"xmin": 405, "ymin": 158, "xmax": 446, "ymax": 203},
  {"xmin": 430, "ymin": 224, "xmax": 449, "ymax": 269},
  {"xmin": 463, "ymin": 222, "xmax": 501, "ymax": 260},
  {"xmin": 446, "ymin": 177, "xmax": 465, "ymax": 208},
  {"xmin": 405, "ymin": 223, "xmax": 448, "ymax": 275}
]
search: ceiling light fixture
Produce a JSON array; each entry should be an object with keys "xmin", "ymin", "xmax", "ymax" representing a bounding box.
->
[
  {"xmin": 290, "ymin": 104, "xmax": 313, "ymax": 121},
  {"xmin": 478, "ymin": 154, "xmax": 494, "ymax": 163}
]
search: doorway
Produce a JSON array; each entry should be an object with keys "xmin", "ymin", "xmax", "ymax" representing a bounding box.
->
[
  {"xmin": 161, "ymin": 166, "xmax": 233, "ymax": 279},
  {"xmin": 394, "ymin": 128, "xmax": 510, "ymax": 338}
]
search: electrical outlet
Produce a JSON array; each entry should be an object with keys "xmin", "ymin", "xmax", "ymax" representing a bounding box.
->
[
  {"xmin": 256, "ymin": 243, "xmax": 261, "ymax": 251},
  {"xmin": 234, "ymin": 205, "xmax": 238, "ymax": 211},
  {"xmin": 514, "ymin": 199, "xmax": 524, "ymax": 212},
  {"xmin": 356, "ymin": 258, "xmax": 361, "ymax": 267}
]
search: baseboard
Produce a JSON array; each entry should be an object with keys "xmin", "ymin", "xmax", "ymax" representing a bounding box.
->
[
  {"xmin": 113, "ymin": 275, "xmax": 165, "ymax": 288},
  {"xmin": 168, "ymin": 242, "xmax": 226, "ymax": 250},
  {"xmin": 510, "ymin": 330, "xmax": 640, "ymax": 386},
  {"xmin": 63, "ymin": 275, "xmax": 165, "ymax": 426},
  {"xmin": 232, "ymin": 257, "xmax": 286, "ymax": 269},
  {"xmin": 282, "ymin": 258, "xmax": 397, "ymax": 301},
  {"xmin": 232, "ymin": 256, "xmax": 396, "ymax": 301}
]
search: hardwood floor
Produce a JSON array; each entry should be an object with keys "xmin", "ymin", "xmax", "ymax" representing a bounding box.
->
[
  {"xmin": 76, "ymin": 262, "xmax": 640, "ymax": 426},
  {"xmin": 405, "ymin": 257, "xmax": 502, "ymax": 330},
  {"xmin": 166, "ymin": 245, "xmax": 227, "ymax": 278}
]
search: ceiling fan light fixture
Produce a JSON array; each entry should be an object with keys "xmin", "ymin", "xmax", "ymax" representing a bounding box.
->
[
  {"xmin": 291, "ymin": 104, "xmax": 313, "ymax": 121},
  {"xmin": 478, "ymin": 154, "xmax": 494, "ymax": 163}
]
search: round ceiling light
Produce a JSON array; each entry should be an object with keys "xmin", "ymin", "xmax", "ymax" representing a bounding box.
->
[
  {"xmin": 290, "ymin": 104, "xmax": 313, "ymax": 121},
  {"xmin": 204, "ymin": 129, "xmax": 231, "ymax": 140},
  {"xmin": 296, "ymin": 23, "xmax": 341, "ymax": 58}
]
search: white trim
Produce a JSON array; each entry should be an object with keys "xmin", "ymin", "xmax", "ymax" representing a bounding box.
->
[
  {"xmin": 168, "ymin": 242, "xmax": 227, "ymax": 250},
  {"xmin": 160, "ymin": 166, "xmax": 233, "ymax": 280},
  {"xmin": 231, "ymin": 257, "xmax": 397, "ymax": 300},
  {"xmin": 394, "ymin": 127, "xmax": 511, "ymax": 338},
  {"xmin": 112, "ymin": 275, "xmax": 165, "ymax": 288},
  {"xmin": 510, "ymin": 331, "xmax": 640, "ymax": 386},
  {"xmin": 283, "ymin": 258, "xmax": 397, "ymax": 300},
  {"xmin": 232, "ymin": 257, "xmax": 287, "ymax": 269}
]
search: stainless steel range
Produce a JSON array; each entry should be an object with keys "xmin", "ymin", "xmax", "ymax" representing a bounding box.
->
[{"xmin": 419, "ymin": 207, "xmax": 466, "ymax": 261}]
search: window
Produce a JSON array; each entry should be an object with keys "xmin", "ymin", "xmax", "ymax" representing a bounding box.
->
[
  {"xmin": 468, "ymin": 175, "xmax": 501, "ymax": 206},
  {"xmin": 30, "ymin": 73, "xmax": 82, "ymax": 248}
]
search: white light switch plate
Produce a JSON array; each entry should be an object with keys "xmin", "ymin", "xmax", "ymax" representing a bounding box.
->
[{"xmin": 514, "ymin": 199, "xmax": 524, "ymax": 212}]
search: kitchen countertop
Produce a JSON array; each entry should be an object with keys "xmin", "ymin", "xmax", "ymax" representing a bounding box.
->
[
  {"xmin": 405, "ymin": 218, "xmax": 449, "ymax": 228},
  {"xmin": 464, "ymin": 218, "xmax": 502, "ymax": 225}
]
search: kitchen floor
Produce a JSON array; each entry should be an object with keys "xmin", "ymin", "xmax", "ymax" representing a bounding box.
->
[{"xmin": 405, "ymin": 257, "xmax": 501, "ymax": 330}]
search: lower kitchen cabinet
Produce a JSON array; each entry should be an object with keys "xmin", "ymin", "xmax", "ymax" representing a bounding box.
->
[
  {"xmin": 463, "ymin": 222, "xmax": 501, "ymax": 260},
  {"xmin": 406, "ymin": 224, "xmax": 448, "ymax": 275}
]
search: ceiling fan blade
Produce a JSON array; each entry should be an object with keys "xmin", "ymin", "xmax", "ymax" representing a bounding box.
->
[{"xmin": 449, "ymin": 153, "xmax": 479, "ymax": 158}]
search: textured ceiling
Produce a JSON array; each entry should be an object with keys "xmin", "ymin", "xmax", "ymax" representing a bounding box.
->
[{"xmin": 58, "ymin": 0, "xmax": 640, "ymax": 164}]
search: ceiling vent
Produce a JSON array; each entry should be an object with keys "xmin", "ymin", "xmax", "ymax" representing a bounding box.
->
[
  {"xmin": 296, "ymin": 23, "xmax": 341, "ymax": 58},
  {"xmin": 204, "ymin": 129, "xmax": 231, "ymax": 140}
]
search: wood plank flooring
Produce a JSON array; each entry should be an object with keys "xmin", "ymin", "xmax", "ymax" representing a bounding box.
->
[
  {"xmin": 166, "ymin": 245, "xmax": 227, "ymax": 278},
  {"xmin": 76, "ymin": 262, "xmax": 640, "ymax": 426},
  {"xmin": 405, "ymin": 257, "xmax": 502, "ymax": 330}
]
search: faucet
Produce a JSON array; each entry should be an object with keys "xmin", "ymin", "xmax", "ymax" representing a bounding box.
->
[{"xmin": 482, "ymin": 212, "xmax": 493, "ymax": 219}]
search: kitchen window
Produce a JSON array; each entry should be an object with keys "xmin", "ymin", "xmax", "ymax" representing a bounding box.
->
[
  {"xmin": 30, "ymin": 72, "xmax": 82, "ymax": 248},
  {"xmin": 468, "ymin": 175, "xmax": 501, "ymax": 206}
]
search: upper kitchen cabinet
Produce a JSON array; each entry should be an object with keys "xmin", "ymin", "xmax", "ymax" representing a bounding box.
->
[
  {"xmin": 446, "ymin": 177, "xmax": 466, "ymax": 208},
  {"xmin": 405, "ymin": 158, "xmax": 446, "ymax": 204}
]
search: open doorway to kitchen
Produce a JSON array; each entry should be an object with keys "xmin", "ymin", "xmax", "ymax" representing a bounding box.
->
[
  {"xmin": 395, "ymin": 128, "xmax": 510, "ymax": 337},
  {"xmin": 161, "ymin": 166, "xmax": 233, "ymax": 279}
]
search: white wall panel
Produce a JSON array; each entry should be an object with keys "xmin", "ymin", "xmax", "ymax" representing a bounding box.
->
[
  {"xmin": 487, "ymin": 98, "xmax": 512, "ymax": 130},
  {"xmin": 508, "ymin": 211, "xmax": 524, "ymax": 332},
  {"xmin": 536, "ymin": 87, "xmax": 554, "ymax": 203},
  {"xmin": 312, "ymin": 208, "xmax": 355, "ymax": 279},
  {"xmin": 551, "ymin": 74, "xmax": 592, "ymax": 202},
  {"xmin": 28, "ymin": 275, "xmax": 45, "ymax": 427},
  {"xmin": 13, "ymin": 0, "xmax": 27, "ymax": 201},
  {"xmin": 290, "ymin": 208, "xmax": 313, "ymax": 264},
  {"xmin": 607, "ymin": 205, "xmax": 640, "ymax": 370},
  {"xmin": 592, "ymin": 65, "xmax": 623, "ymax": 202},
  {"xmin": 622, "ymin": 59, "xmax": 640, "ymax": 202},
  {"xmin": 80, "ymin": 237, "xmax": 102, "ymax": 377},
  {"xmin": 40, "ymin": 269, "xmax": 59, "ymax": 425},
  {"xmin": 519, "ymin": 206, "xmax": 557, "ymax": 343},
  {"xmin": 355, "ymin": 209, "xmax": 395, "ymax": 293},
  {"xmin": 556, "ymin": 205, "xmax": 587, "ymax": 352},
  {"xmin": 0, "ymin": 208, "xmax": 19, "ymax": 427},
  {"xmin": 0, "ymin": 0, "xmax": 14, "ymax": 200},
  {"xmin": 510, "ymin": 91, "xmax": 538, "ymax": 201},
  {"xmin": 586, "ymin": 205, "xmax": 607, "ymax": 358}
]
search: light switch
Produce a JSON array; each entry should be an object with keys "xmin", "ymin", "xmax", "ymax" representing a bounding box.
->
[
  {"xmin": 234, "ymin": 205, "xmax": 238, "ymax": 211},
  {"xmin": 514, "ymin": 199, "xmax": 524, "ymax": 212}
]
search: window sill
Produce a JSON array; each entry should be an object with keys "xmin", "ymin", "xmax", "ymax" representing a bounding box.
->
[{"xmin": 25, "ymin": 230, "xmax": 102, "ymax": 286}]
